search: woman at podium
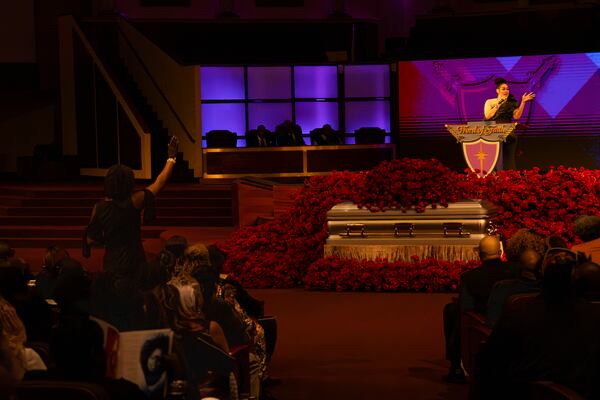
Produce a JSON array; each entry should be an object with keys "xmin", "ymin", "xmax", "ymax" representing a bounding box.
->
[{"xmin": 484, "ymin": 78, "xmax": 535, "ymax": 169}]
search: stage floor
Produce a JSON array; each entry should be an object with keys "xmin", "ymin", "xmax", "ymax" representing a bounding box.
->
[{"xmin": 251, "ymin": 289, "xmax": 468, "ymax": 400}]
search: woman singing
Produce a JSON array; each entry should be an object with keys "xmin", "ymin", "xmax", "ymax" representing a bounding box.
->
[{"xmin": 484, "ymin": 78, "xmax": 535, "ymax": 169}]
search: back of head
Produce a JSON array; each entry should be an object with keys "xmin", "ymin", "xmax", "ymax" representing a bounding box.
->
[
  {"xmin": 545, "ymin": 235, "xmax": 568, "ymax": 250},
  {"xmin": 104, "ymin": 164, "xmax": 135, "ymax": 201},
  {"xmin": 574, "ymin": 261, "xmax": 600, "ymax": 301},
  {"xmin": 541, "ymin": 249, "xmax": 578, "ymax": 303},
  {"xmin": 518, "ymin": 249, "xmax": 542, "ymax": 279},
  {"xmin": 0, "ymin": 265, "xmax": 27, "ymax": 301},
  {"xmin": 50, "ymin": 317, "xmax": 105, "ymax": 380},
  {"xmin": 573, "ymin": 215, "xmax": 600, "ymax": 242},
  {"xmin": 479, "ymin": 235, "xmax": 502, "ymax": 261},
  {"xmin": 506, "ymin": 228, "xmax": 545, "ymax": 262},
  {"xmin": 181, "ymin": 243, "xmax": 211, "ymax": 276},
  {"xmin": 53, "ymin": 258, "xmax": 90, "ymax": 313},
  {"xmin": 42, "ymin": 245, "xmax": 70, "ymax": 276},
  {"xmin": 165, "ymin": 235, "xmax": 188, "ymax": 259}
]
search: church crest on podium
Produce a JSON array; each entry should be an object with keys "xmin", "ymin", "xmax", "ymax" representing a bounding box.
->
[{"xmin": 462, "ymin": 139, "xmax": 500, "ymax": 178}]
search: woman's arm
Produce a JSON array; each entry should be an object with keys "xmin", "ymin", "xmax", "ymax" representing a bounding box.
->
[
  {"xmin": 484, "ymin": 99, "xmax": 500, "ymax": 120},
  {"xmin": 512, "ymin": 92, "xmax": 536, "ymax": 120},
  {"xmin": 132, "ymin": 136, "xmax": 179, "ymax": 209}
]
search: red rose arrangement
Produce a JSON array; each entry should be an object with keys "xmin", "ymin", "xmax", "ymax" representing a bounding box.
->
[{"xmin": 217, "ymin": 159, "xmax": 600, "ymax": 291}]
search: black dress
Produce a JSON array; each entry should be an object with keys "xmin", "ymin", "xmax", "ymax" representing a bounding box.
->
[
  {"xmin": 87, "ymin": 197, "xmax": 146, "ymax": 282},
  {"xmin": 486, "ymin": 98, "xmax": 518, "ymax": 170}
]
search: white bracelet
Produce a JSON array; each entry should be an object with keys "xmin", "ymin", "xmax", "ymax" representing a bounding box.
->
[{"xmin": 167, "ymin": 157, "xmax": 176, "ymax": 164}]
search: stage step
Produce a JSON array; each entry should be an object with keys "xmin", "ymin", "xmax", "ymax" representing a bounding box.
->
[
  {"xmin": 0, "ymin": 196, "xmax": 232, "ymax": 208},
  {"xmin": 0, "ymin": 206, "xmax": 232, "ymax": 217},
  {"xmin": 0, "ymin": 183, "xmax": 234, "ymax": 259}
]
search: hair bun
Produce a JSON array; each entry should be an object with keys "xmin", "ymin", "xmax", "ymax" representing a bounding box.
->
[{"xmin": 495, "ymin": 77, "xmax": 507, "ymax": 86}]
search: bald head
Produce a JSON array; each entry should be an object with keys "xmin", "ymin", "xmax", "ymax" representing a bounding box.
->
[
  {"xmin": 519, "ymin": 249, "xmax": 541, "ymax": 279},
  {"xmin": 479, "ymin": 236, "xmax": 502, "ymax": 261}
]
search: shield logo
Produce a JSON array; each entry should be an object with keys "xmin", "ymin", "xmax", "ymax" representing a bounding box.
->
[{"xmin": 463, "ymin": 139, "xmax": 500, "ymax": 178}]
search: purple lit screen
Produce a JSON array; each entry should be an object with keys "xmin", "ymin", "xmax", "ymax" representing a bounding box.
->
[
  {"xmin": 199, "ymin": 67, "xmax": 245, "ymax": 100},
  {"xmin": 294, "ymin": 66, "xmax": 338, "ymax": 98},
  {"xmin": 345, "ymin": 101, "xmax": 391, "ymax": 133},
  {"xmin": 295, "ymin": 102, "xmax": 338, "ymax": 132},
  {"xmin": 248, "ymin": 103, "xmax": 292, "ymax": 132},
  {"xmin": 345, "ymin": 65, "xmax": 390, "ymax": 98},
  {"xmin": 247, "ymin": 67, "xmax": 291, "ymax": 99},
  {"xmin": 201, "ymin": 103, "xmax": 245, "ymax": 135},
  {"xmin": 398, "ymin": 52, "xmax": 600, "ymax": 136}
]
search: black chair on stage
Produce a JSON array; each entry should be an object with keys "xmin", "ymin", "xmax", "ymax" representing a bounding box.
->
[
  {"xmin": 206, "ymin": 130, "xmax": 237, "ymax": 148},
  {"xmin": 310, "ymin": 127, "xmax": 344, "ymax": 145},
  {"xmin": 354, "ymin": 127, "xmax": 386, "ymax": 144}
]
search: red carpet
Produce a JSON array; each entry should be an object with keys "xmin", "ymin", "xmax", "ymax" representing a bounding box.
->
[{"xmin": 250, "ymin": 289, "xmax": 469, "ymax": 400}]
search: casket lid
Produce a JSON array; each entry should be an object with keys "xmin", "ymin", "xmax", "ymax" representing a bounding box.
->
[{"xmin": 327, "ymin": 199, "xmax": 497, "ymax": 220}]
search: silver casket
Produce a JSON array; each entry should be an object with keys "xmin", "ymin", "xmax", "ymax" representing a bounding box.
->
[{"xmin": 325, "ymin": 199, "xmax": 498, "ymax": 262}]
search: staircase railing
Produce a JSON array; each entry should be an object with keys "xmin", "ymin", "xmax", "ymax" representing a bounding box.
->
[
  {"xmin": 116, "ymin": 20, "xmax": 195, "ymax": 145},
  {"xmin": 59, "ymin": 15, "xmax": 152, "ymax": 179},
  {"xmin": 116, "ymin": 17, "xmax": 201, "ymax": 178}
]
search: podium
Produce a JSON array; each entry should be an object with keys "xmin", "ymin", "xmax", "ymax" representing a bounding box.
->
[{"xmin": 445, "ymin": 122, "xmax": 522, "ymax": 177}]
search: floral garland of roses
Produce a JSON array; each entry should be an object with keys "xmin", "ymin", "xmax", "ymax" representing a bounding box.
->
[{"xmin": 217, "ymin": 159, "xmax": 600, "ymax": 291}]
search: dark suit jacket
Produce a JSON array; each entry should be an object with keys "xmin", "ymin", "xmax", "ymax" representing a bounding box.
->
[
  {"xmin": 473, "ymin": 296, "xmax": 600, "ymax": 399},
  {"xmin": 245, "ymin": 130, "xmax": 275, "ymax": 147},
  {"xmin": 485, "ymin": 278, "xmax": 541, "ymax": 328},
  {"xmin": 275, "ymin": 123, "xmax": 305, "ymax": 146},
  {"xmin": 459, "ymin": 258, "xmax": 517, "ymax": 314}
]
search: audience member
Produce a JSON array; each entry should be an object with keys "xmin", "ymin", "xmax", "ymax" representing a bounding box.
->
[
  {"xmin": 275, "ymin": 120, "xmax": 305, "ymax": 146},
  {"xmin": 485, "ymin": 248, "xmax": 542, "ymax": 328},
  {"xmin": 161, "ymin": 274, "xmax": 236, "ymax": 400},
  {"xmin": 0, "ymin": 242, "xmax": 31, "ymax": 278},
  {"xmin": 0, "ymin": 260, "xmax": 52, "ymax": 343},
  {"xmin": 85, "ymin": 137, "xmax": 178, "ymax": 286},
  {"xmin": 504, "ymin": 228, "xmax": 545, "ymax": 267},
  {"xmin": 35, "ymin": 245, "xmax": 70, "ymax": 300},
  {"xmin": 85, "ymin": 137, "xmax": 178, "ymax": 330},
  {"xmin": 0, "ymin": 297, "xmax": 46, "ymax": 380},
  {"xmin": 471, "ymin": 249, "xmax": 600, "ymax": 399},
  {"xmin": 246, "ymin": 125, "xmax": 275, "ymax": 147},
  {"xmin": 443, "ymin": 235, "xmax": 515, "ymax": 383},
  {"xmin": 35, "ymin": 317, "xmax": 146, "ymax": 400},
  {"xmin": 573, "ymin": 261, "xmax": 600, "ymax": 301},
  {"xmin": 572, "ymin": 215, "xmax": 600, "ymax": 262}
]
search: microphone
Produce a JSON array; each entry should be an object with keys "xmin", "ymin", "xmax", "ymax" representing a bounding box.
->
[{"xmin": 498, "ymin": 98, "xmax": 506, "ymax": 105}]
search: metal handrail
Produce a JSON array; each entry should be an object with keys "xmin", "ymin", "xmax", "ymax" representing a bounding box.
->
[{"xmin": 69, "ymin": 16, "xmax": 152, "ymax": 178}]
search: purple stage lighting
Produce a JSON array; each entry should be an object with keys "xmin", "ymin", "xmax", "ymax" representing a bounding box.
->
[{"xmin": 200, "ymin": 67, "xmax": 245, "ymax": 100}]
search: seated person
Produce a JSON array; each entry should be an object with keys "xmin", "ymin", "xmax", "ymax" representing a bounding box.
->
[
  {"xmin": 572, "ymin": 215, "xmax": 600, "ymax": 262},
  {"xmin": 485, "ymin": 249, "xmax": 542, "ymax": 328},
  {"xmin": 246, "ymin": 125, "xmax": 275, "ymax": 147},
  {"xmin": 471, "ymin": 250, "xmax": 600, "ymax": 399},
  {"xmin": 311, "ymin": 124, "xmax": 344, "ymax": 145},
  {"xmin": 275, "ymin": 120, "xmax": 305, "ymax": 146},
  {"xmin": 0, "ymin": 261, "xmax": 53, "ymax": 343},
  {"xmin": 36, "ymin": 246, "xmax": 88, "ymax": 302}
]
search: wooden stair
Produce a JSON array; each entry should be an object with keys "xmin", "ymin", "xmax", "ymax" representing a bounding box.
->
[{"xmin": 0, "ymin": 183, "xmax": 234, "ymax": 251}]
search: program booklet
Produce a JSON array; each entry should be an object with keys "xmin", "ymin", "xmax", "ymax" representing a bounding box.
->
[{"xmin": 91, "ymin": 317, "xmax": 173, "ymax": 400}]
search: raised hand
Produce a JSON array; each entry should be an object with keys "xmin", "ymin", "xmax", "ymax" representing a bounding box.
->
[
  {"xmin": 522, "ymin": 92, "xmax": 536, "ymax": 103},
  {"xmin": 168, "ymin": 136, "xmax": 179, "ymax": 159}
]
